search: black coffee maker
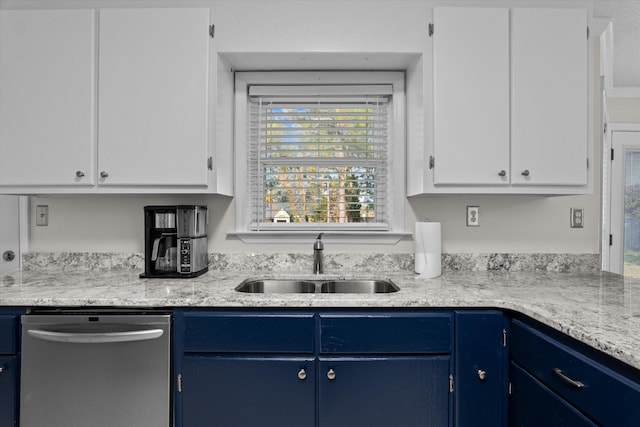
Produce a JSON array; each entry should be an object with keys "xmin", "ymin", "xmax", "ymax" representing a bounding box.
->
[{"xmin": 141, "ymin": 205, "xmax": 208, "ymax": 278}]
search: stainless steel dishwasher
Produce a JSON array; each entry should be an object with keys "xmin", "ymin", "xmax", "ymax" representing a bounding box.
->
[{"xmin": 20, "ymin": 309, "xmax": 171, "ymax": 427}]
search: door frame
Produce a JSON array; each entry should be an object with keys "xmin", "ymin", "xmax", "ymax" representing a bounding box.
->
[{"xmin": 602, "ymin": 124, "xmax": 640, "ymax": 273}]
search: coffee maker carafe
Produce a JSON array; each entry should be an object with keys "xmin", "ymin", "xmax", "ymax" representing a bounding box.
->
[{"xmin": 141, "ymin": 205, "xmax": 208, "ymax": 278}]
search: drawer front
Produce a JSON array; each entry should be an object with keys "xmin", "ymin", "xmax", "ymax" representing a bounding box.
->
[
  {"xmin": 509, "ymin": 362, "xmax": 597, "ymax": 427},
  {"xmin": 0, "ymin": 315, "xmax": 18, "ymax": 354},
  {"xmin": 320, "ymin": 312, "xmax": 452, "ymax": 354},
  {"xmin": 183, "ymin": 312, "xmax": 315, "ymax": 353},
  {"xmin": 511, "ymin": 319, "xmax": 640, "ymax": 426}
]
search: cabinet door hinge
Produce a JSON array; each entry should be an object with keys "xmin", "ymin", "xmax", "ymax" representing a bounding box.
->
[
  {"xmin": 604, "ymin": 122, "xmax": 608, "ymax": 134},
  {"xmin": 587, "ymin": 26, "xmax": 590, "ymax": 39},
  {"xmin": 502, "ymin": 328, "xmax": 507, "ymax": 348},
  {"xmin": 586, "ymin": 158, "xmax": 589, "ymax": 170},
  {"xmin": 508, "ymin": 381, "xmax": 513, "ymax": 395},
  {"xmin": 208, "ymin": 156, "xmax": 213, "ymax": 171},
  {"xmin": 178, "ymin": 373, "xmax": 183, "ymax": 393},
  {"xmin": 429, "ymin": 155, "xmax": 435, "ymax": 169},
  {"xmin": 611, "ymin": 148, "xmax": 614, "ymax": 161},
  {"xmin": 428, "ymin": 23, "xmax": 434, "ymax": 37},
  {"xmin": 209, "ymin": 24, "xmax": 215, "ymax": 38},
  {"xmin": 610, "ymin": 234, "xmax": 613, "ymax": 246},
  {"xmin": 448, "ymin": 374, "xmax": 454, "ymax": 393}
]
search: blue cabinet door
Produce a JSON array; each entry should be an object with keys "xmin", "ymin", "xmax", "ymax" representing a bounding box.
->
[
  {"xmin": 0, "ymin": 356, "xmax": 18, "ymax": 427},
  {"xmin": 509, "ymin": 362, "xmax": 597, "ymax": 427},
  {"xmin": 454, "ymin": 310, "xmax": 506, "ymax": 426},
  {"xmin": 181, "ymin": 356, "xmax": 315, "ymax": 427},
  {"xmin": 318, "ymin": 356, "xmax": 450, "ymax": 427}
]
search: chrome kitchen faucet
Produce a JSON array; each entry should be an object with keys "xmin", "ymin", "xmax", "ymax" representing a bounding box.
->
[{"xmin": 313, "ymin": 233, "xmax": 324, "ymax": 274}]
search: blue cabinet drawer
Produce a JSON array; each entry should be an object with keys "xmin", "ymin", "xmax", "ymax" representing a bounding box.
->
[
  {"xmin": 509, "ymin": 362, "xmax": 597, "ymax": 427},
  {"xmin": 0, "ymin": 315, "xmax": 18, "ymax": 354},
  {"xmin": 319, "ymin": 312, "xmax": 452, "ymax": 354},
  {"xmin": 182, "ymin": 311, "xmax": 315, "ymax": 353},
  {"xmin": 511, "ymin": 319, "xmax": 640, "ymax": 426}
]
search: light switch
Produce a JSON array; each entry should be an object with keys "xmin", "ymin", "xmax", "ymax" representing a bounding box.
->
[{"xmin": 36, "ymin": 205, "xmax": 48, "ymax": 226}]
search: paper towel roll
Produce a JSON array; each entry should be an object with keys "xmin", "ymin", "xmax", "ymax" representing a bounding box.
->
[{"xmin": 414, "ymin": 221, "xmax": 442, "ymax": 278}]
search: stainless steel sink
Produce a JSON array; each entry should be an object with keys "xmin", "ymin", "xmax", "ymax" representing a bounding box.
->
[
  {"xmin": 235, "ymin": 279, "xmax": 399, "ymax": 294},
  {"xmin": 321, "ymin": 280, "xmax": 400, "ymax": 294},
  {"xmin": 235, "ymin": 280, "xmax": 317, "ymax": 293}
]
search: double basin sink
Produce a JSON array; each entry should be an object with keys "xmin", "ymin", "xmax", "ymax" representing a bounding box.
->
[{"xmin": 235, "ymin": 279, "xmax": 399, "ymax": 294}]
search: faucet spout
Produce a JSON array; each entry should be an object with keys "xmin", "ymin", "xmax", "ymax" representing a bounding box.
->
[{"xmin": 313, "ymin": 233, "xmax": 324, "ymax": 274}]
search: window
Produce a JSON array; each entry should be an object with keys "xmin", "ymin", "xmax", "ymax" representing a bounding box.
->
[{"xmin": 234, "ymin": 71, "xmax": 406, "ymax": 243}]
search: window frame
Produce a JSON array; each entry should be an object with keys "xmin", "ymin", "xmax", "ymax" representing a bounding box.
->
[{"xmin": 233, "ymin": 71, "xmax": 407, "ymax": 244}]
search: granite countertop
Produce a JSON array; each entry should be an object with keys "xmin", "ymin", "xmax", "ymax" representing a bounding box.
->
[{"xmin": 1, "ymin": 265, "xmax": 639, "ymax": 372}]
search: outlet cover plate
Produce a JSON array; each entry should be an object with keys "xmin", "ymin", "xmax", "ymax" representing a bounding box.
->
[
  {"xmin": 467, "ymin": 206, "xmax": 479, "ymax": 227},
  {"xmin": 570, "ymin": 208, "xmax": 584, "ymax": 228}
]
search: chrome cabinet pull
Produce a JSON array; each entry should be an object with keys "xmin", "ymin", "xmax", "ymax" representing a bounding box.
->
[
  {"xmin": 297, "ymin": 369, "xmax": 307, "ymax": 381},
  {"xmin": 0, "ymin": 366, "xmax": 4, "ymax": 373},
  {"xmin": 477, "ymin": 369, "xmax": 487, "ymax": 381},
  {"xmin": 553, "ymin": 368, "xmax": 585, "ymax": 389},
  {"xmin": 498, "ymin": 170, "xmax": 506, "ymax": 177},
  {"xmin": 521, "ymin": 169, "xmax": 530, "ymax": 177},
  {"xmin": 75, "ymin": 171, "xmax": 85, "ymax": 178},
  {"xmin": 327, "ymin": 369, "xmax": 336, "ymax": 380},
  {"xmin": 100, "ymin": 171, "xmax": 109, "ymax": 178}
]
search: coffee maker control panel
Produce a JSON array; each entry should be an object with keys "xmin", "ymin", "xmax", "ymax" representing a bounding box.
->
[{"xmin": 179, "ymin": 239, "xmax": 192, "ymax": 273}]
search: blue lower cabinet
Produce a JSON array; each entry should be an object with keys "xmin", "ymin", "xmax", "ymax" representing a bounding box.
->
[
  {"xmin": 510, "ymin": 318, "xmax": 640, "ymax": 426},
  {"xmin": 0, "ymin": 356, "xmax": 18, "ymax": 427},
  {"xmin": 176, "ymin": 309, "xmax": 454, "ymax": 427},
  {"xmin": 454, "ymin": 311, "xmax": 507, "ymax": 426},
  {"xmin": 318, "ymin": 356, "xmax": 450, "ymax": 427},
  {"xmin": 0, "ymin": 309, "xmax": 23, "ymax": 427},
  {"xmin": 509, "ymin": 362, "xmax": 597, "ymax": 427},
  {"xmin": 181, "ymin": 356, "xmax": 316, "ymax": 427}
]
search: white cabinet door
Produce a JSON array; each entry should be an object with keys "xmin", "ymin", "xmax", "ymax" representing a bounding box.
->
[
  {"xmin": 0, "ymin": 10, "xmax": 95, "ymax": 187},
  {"xmin": 98, "ymin": 8, "xmax": 210, "ymax": 187},
  {"xmin": 433, "ymin": 8, "xmax": 510, "ymax": 186},
  {"xmin": 511, "ymin": 8, "xmax": 588, "ymax": 186}
]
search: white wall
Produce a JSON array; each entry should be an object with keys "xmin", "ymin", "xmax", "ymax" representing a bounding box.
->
[{"xmin": 18, "ymin": 0, "xmax": 609, "ymax": 254}]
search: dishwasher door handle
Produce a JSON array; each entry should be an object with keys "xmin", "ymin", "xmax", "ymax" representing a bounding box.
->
[{"xmin": 27, "ymin": 328, "xmax": 164, "ymax": 344}]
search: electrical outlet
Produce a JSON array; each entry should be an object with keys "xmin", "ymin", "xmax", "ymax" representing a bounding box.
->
[
  {"xmin": 467, "ymin": 206, "xmax": 479, "ymax": 227},
  {"xmin": 36, "ymin": 205, "xmax": 49, "ymax": 226},
  {"xmin": 570, "ymin": 208, "xmax": 584, "ymax": 228}
]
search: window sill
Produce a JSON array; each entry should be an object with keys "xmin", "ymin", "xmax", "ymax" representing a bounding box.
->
[{"xmin": 229, "ymin": 231, "xmax": 412, "ymax": 245}]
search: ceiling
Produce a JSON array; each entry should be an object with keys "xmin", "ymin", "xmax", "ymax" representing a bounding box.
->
[{"xmin": 594, "ymin": 0, "xmax": 640, "ymax": 88}]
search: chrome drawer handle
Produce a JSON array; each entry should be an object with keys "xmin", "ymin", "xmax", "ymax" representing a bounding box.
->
[{"xmin": 553, "ymin": 368, "xmax": 585, "ymax": 389}]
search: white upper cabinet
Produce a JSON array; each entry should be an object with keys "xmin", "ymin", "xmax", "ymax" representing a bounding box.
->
[
  {"xmin": 98, "ymin": 8, "xmax": 210, "ymax": 188},
  {"xmin": 433, "ymin": 8, "xmax": 510, "ymax": 186},
  {"xmin": 0, "ymin": 7, "xmax": 225, "ymax": 194},
  {"xmin": 0, "ymin": 10, "xmax": 96, "ymax": 187},
  {"xmin": 413, "ymin": 7, "xmax": 591, "ymax": 195},
  {"xmin": 511, "ymin": 8, "xmax": 588, "ymax": 186}
]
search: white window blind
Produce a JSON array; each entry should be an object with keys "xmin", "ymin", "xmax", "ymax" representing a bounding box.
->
[{"xmin": 247, "ymin": 84, "xmax": 392, "ymax": 230}]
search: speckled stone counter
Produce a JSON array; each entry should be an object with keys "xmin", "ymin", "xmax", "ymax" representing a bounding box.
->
[{"xmin": 1, "ymin": 260, "xmax": 639, "ymax": 372}]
